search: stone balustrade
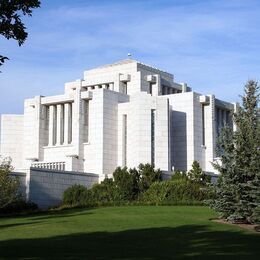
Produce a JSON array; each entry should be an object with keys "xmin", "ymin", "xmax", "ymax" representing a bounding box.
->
[{"xmin": 31, "ymin": 161, "xmax": 66, "ymax": 171}]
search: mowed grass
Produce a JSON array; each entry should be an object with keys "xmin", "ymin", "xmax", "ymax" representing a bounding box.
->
[{"xmin": 0, "ymin": 206, "xmax": 259, "ymax": 259}]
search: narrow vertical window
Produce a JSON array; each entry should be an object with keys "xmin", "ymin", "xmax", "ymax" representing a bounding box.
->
[
  {"xmin": 162, "ymin": 86, "xmax": 165, "ymax": 95},
  {"xmin": 53, "ymin": 105, "xmax": 57, "ymax": 145},
  {"xmin": 84, "ymin": 100, "xmax": 89, "ymax": 142},
  {"xmin": 202, "ymin": 104, "xmax": 205, "ymax": 146},
  {"xmin": 122, "ymin": 114, "xmax": 127, "ymax": 166},
  {"xmin": 45, "ymin": 106, "xmax": 49, "ymax": 130},
  {"xmin": 151, "ymin": 109, "xmax": 155, "ymax": 165},
  {"xmin": 149, "ymin": 83, "xmax": 153, "ymax": 95},
  {"xmin": 60, "ymin": 104, "xmax": 64, "ymax": 144},
  {"xmin": 68, "ymin": 103, "xmax": 72, "ymax": 144},
  {"xmin": 122, "ymin": 82, "xmax": 127, "ymax": 95}
]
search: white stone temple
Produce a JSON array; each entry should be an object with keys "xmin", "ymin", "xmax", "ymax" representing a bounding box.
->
[{"xmin": 1, "ymin": 59, "xmax": 235, "ymax": 180}]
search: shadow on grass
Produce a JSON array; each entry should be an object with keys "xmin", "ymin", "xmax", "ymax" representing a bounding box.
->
[
  {"xmin": 1, "ymin": 225, "xmax": 259, "ymax": 259},
  {"xmin": 0, "ymin": 221, "xmax": 43, "ymax": 230},
  {"xmin": 27, "ymin": 208, "xmax": 93, "ymax": 221}
]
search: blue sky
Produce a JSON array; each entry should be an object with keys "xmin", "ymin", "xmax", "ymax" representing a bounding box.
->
[{"xmin": 0, "ymin": 0, "xmax": 259, "ymax": 114}]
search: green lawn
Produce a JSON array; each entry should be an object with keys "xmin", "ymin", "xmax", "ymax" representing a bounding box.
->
[{"xmin": 0, "ymin": 206, "xmax": 259, "ymax": 259}]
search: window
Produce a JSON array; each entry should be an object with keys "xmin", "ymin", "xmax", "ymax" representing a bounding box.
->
[
  {"xmin": 60, "ymin": 104, "xmax": 64, "ymax": 144},
  {"xmin": 53, "ymin": 106, "xmax": 57, "ymax": 145},
  {"xmin": 151, "ymin": 109, "xmax": 156, "ymax": 165},
  {"xmin": 149, "ymin": 83, "xmax": 153, "ymax": 95},
  {"xmin": 122, "ymin": 114, "xmax": 127, "ymax": 166},
  {"xmin": 202, "ymin": 104, "xmax": 205, "ymax": 146},
  {"xmin": 122, "ymin": 82, "xmax": 127, "ymax": 95},
  {"xmin": 162, "ymin": 86, "xmax": 165, "ymax": 95},
  {"xmin": 68, "ymin": 103, "xmax": 72, "ymax": 144},
  {"xmin": 83, "ymin": 100, "xmax": 89, "ymax": 142},
  {"xmin": 45, "ymin": 106, "xmax": 49, "ymax": 130}
]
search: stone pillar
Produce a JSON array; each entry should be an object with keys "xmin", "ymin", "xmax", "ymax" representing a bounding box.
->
[{"xmin": 48, "ymin": 105, "xmax": 54, "ymax": 146}]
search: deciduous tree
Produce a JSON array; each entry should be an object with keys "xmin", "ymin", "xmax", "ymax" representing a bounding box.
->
[
  {"xmin": 0, "ymin": 156, "xmax": 20, "ymax": 209},
  {"xmin": 0, "ymin": 0, "xmax": 41, "ymax": 68}
]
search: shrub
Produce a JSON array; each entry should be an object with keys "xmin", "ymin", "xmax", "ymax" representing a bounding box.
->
[
  {"xmin": 171, "ymin": 170, "xmax": 188, "ymax": 181},
  {"xmin": 113, "ymin": 167, "xmax": 140, "ymax": 201},
  {"xmin": 62, "ymin": 163, "xmax": 166, "ymax": 207},
  {"xmin": 62, "ymin": 184, "xmax": 87, "ymax": 206},
  {"xmin": 138, "ymin": 163, "xmax": 162, "ymax": 192},
  {"xmin": 188, "ymin": 161, "xmax": 211, "ymax": 186},
  {"xmin": 0, "ymin": 157, "xmax": 20, "ymax": 210},
  {"xmin": 141, "ymin": 179, "xmax": 206, "ymax": 205},
  {"xmin": 90, "ymin": 178, "xmax": 120, "ymax": 204}
]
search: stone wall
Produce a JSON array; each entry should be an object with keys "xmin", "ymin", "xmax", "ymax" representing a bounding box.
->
[{"xmin": 28, "ymin": 168, "xmax": 98, "ymax": 209}]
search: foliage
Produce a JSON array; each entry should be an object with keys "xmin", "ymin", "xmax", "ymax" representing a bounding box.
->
[
  {"xmin": 188, "ymin": 161, "xmax": 211, "ymax": 186},
  {"xmin": 0, "ymin": 0, "xmax": 41, "ymax": 67},
  {"xmin": 62, "ymin": 163, "xmax": 163, "ymax": 207},
  {"xmin": 138, "ymin": 163, "xmax": 162, "ymax": 192},
  {"xmin": 208, "ymin": 80, "xmax": 260, "ymax": 223},
  {"xmin": 171, "ymin": 170, "xmax": 188, "ymax": 182},
  {"xmin": 113, "ymin": 167, "xmax": 140, "ymax": 201},
  {"xmin": 90, "ymin": 178, "xmax": 120, "ymax": 204},
  {"xmin": 62, "ymin": 184, "xmax": 88, "ymax": 206},
  {"xmin": 141, "ymin": 179, "xmax": 206, "ymax": 205},
  {"xmin": 0, "ymin": 157, "xmax": 20, "ymax": 209}
]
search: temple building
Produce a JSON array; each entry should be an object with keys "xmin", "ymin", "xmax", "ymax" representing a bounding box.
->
[{"xmin": 1, "ymin": 59, "xmax": 235, "ymax": 181}]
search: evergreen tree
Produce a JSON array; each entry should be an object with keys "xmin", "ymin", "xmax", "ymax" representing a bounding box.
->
[
  {"xmin": 208, "ymin": 80, "xmax": 260, "ymax": 223},
  {"xmin": 188, "ymin": 161, "xmax": 211, "ymax": 186},
  {"xmin": 207, "ymin": 126, "xmax": 238, "ymax": 219},
  {"xmin": 231, "ymin": 80, "xmax": 260, "ymax": 223}
]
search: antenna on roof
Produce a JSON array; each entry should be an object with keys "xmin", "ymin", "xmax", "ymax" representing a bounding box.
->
[{"xmin": 127, "ymin": 53, "xmax": 132, "ymax": 58}]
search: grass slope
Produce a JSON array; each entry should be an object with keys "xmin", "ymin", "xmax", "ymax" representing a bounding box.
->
[{"xmin": 0, "ymin": 206, "xmax": 259, "ymax": 259}]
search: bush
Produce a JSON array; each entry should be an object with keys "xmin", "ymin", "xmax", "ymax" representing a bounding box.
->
[
  {"xmin": 113, "ymin": 167, "xmax": 140, "ymax": 201},
  {"xmin": 0, "ymin": 157, "xmax": 20, "ymax": 210},
  {"xmin": 171, "ymin": 170, "xmax": 188, "ymax": 181},
  {"xmin": 62, "ymin": 164, "xmax": 172, "ymax": 208},
  {"xmin": 90, "ymin": 178, "xmax": 120, "ymax": 204},
  {"xmin": 63, "ymin": 184, "xmax": 88, "ymax": 206},
  {"xmin": 141, "ymin": 179, "xmax": 206, "ymax": 205},
  {"xmin": 188, "ymin": 161, "xmax": 211, "ymax": 186},
  {"xmin": 138, "ymin": 163, "xmax": 162, "ymax": 192}
]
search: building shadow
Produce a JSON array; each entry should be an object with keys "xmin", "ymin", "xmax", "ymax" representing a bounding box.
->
[{"xmin": 1, "ymin": 225, "xmax": 259, "ymax": 259}]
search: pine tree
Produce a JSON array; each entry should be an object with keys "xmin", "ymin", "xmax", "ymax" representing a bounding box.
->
[
  {"xmin": 208, "ymin": 126, "xmax": 238, "ymax": 218},
  {"xmin": 231, "ymin": 80, "xmax": 260, "ymax": 223},
  {"xmin": 188, "ymin": 161, "xmax": 211, "ymax": 186},
  {"xmin": 208, "ymin": 80, "xmax": 260, "ymax": 223}
]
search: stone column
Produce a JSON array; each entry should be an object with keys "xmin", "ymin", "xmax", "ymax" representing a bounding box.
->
[{"xmin": 48, "ymin": 105, "xmax": 54, "ymax": 146}]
